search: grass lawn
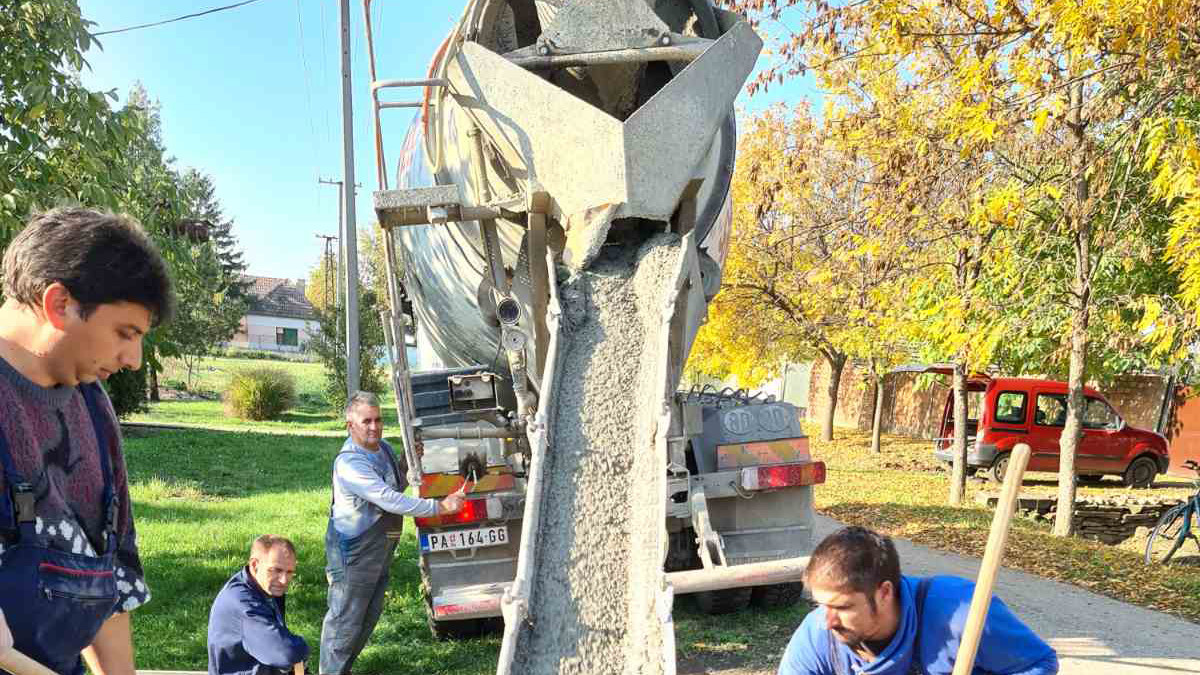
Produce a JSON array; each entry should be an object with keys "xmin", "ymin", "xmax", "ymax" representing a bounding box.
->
[
  {"xmin": 131, "ymin": 357, "xmax": 400, "ymax": 433},
  {"xmin": 123, "ymin": 395, "xmax": 1199, "ymax": 672},
  {"xmin": 807, "ymin": 424, "xmax": 1200, "ymax": 623},
  {"xmin": 158, "ymin": 356, "xmax": 327, "ymax": 400},
  {"xmin": 124, "ymin": 426, "xmax": 809, "ymax": 673}
]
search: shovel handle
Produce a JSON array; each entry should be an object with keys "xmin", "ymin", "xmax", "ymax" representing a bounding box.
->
[
  {"xmin": 0, "ymin": 649, "xmax": 58, "ymax": 675},
  {"xmin": 951, "ymin": 442, "xmax": 1031, "ymax": 675}
]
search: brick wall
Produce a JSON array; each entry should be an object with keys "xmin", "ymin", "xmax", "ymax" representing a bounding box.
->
[
  {"xmin": 882, "ymin": 372, "xmax": 951, "ymax": 438},
  {"xmin": 807, "ymin": 359, "xmax": 874, "ymax": 430},
  {"xmin": 1101, "ymin": 374, "xmax": 1169, "ymax": 429}
]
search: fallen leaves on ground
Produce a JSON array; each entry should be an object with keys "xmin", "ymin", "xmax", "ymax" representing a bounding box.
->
[{"xmin": 807, "ymin": 424, "xmax": 1200, "ymax": 624}]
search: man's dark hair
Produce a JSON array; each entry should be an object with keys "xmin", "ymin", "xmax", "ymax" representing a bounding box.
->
[
  {"xmin": 805, "ymin": 526, "xmax": 901, "ymax": 610},
  {"xmin": 2, "ymin": 208, "xmax": 174, "ymax": 325},
  {"xmin": 251, "ymin": 534, "xmax": 296, "ymax": 559}
]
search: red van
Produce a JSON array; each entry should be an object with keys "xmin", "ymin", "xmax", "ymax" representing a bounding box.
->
[{"xmin": 932, "ymin": 376, "xmax": 1169, "ymax": 487}]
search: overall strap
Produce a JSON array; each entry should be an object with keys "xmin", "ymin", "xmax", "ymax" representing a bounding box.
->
[
  {"xmin": 380, "ymin": 441, "xmax": 407, "ymax": 491},
  {"xmin": 79, "ymin": 383, "xmax": 118, "ymax": 552},
  {"xmin": 0, "ymin": 407, "xmax": 36, "ymax": 541},
  {"xmin": 331, "ymin": 446, "xmax": 352, "ymax": 513},
  {"xmin": 0, "ymin": 416, "xmax": 26, "ymax": 538}
]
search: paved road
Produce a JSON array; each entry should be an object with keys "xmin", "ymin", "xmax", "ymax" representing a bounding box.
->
[{"xmin": 685, "ymin": 516, "xmax": 1200, "ymax": 674}]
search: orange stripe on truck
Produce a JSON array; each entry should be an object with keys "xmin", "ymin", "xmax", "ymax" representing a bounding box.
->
[{"xmin": 419, "ymin": 472, "xmax": 515, "ymax": 498}]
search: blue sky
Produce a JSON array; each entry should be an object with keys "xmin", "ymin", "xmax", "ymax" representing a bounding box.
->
[{"xmin": 78, "ymin": 1, "xmax": 817, "ymax": 280}]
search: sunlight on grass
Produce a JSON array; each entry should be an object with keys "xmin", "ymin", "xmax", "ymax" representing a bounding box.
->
[
  {"xmin": 131, "ymin": 475, "xmax": 213, "ymax": 502},
  {"xmin": 123, "ymin": 426, "xmax": 806, "ymax": 672}
]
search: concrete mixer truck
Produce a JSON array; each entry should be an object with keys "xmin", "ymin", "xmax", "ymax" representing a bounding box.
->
[{"xmin": 358, "ymin": 1, "xmax": 825, "ymax": 672}]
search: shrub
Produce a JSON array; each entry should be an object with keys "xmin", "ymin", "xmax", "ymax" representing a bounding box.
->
[
  {"xmin": 224, "ymin": 367, "xmax": 296, "ymax": 420},
  {"xmin": 103, "ymin": 367, "xmax": 148, "ymax": 418}
]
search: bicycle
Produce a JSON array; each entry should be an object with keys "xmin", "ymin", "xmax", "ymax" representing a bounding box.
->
[{"xmin": 1144, "ymin": 459, "xmax": 1200, "ymax": 565}]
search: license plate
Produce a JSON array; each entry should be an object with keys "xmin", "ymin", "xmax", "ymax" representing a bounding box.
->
[{"xmin": 420, "ymin": 525, "xmax": 509, "ymax": 553}]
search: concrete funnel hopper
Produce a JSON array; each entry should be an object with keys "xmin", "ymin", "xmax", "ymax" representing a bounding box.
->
[{"xmin": 447, "ymin": 12, "xmax": 761, "ymax": 269}]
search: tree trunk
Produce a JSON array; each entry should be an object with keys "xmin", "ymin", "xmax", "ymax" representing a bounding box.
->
[
  {"xmin": 149, "ymin": 365, "xmax": 160, "ymax": 402},
  {"xmin": 870, "ymin": 369, "xmax": 884, "ymax": 454},
  {"xmin": 1056, "ymin": 81, "xmax": 1091, "ymax": 538},
  {"xmin": 949, "ymin": 361, "xmax": 969, "ymax": 505},
  {"xmin": 821, "ymin": 352, "xmax": 847, "ymax": 442}
]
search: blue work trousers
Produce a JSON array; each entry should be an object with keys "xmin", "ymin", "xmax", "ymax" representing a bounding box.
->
[{"xmin": 318, "ymin": 517, "xmax": 396, "ymax": 675}]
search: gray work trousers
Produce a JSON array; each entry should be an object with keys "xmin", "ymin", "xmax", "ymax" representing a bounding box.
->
[{"xmin": 319, "ymin": 517, "xmax": 397, "ymax": 675}]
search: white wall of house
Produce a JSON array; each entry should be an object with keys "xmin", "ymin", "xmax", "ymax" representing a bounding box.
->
[{"xmin": 228, "ymin": 314, "xmax": 320, "ymax": 353}]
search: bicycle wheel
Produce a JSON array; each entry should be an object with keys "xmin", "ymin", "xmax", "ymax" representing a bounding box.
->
[{"xmin": 1144, "ymin": 503, "xmax": 1196, "ymax": 565}]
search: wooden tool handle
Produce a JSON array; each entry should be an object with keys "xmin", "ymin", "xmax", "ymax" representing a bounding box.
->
[
  {"xmin": 951, "ymin": 442, "xmax": 1031, "ymax": 675},
  {"xmin": 0, "ymin": 649, "xmax": 58, "ymax": 675}
]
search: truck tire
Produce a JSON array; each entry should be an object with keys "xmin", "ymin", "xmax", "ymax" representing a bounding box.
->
[
  {"xmin": 420, "ymin": 559, "xmax": 484, "ymax": 640},
  {"xmin": 750, "ymin": 582, "xmax": 805, "ymax": 610},
  {"xmin": 695, "ymin": 587, "xmax": 752, "ymax": 615}
]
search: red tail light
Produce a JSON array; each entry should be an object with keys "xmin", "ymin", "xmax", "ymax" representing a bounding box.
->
[
  {"xmin": 740, "ymin": 461, "xmax": 826, "ymax": 491},
  {"xmin": 415, "ymin": 498, "xmax": 488, "ymax": 528}
]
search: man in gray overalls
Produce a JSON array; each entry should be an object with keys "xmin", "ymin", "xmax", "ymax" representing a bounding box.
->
[{"xmin": 318, "ymin": 392, "xmax": 464, "ymax": 675}]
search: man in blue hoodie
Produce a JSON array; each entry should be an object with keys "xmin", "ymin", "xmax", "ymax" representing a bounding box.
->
[
  {"xmin": 208, "ymin": 535, "xmax": 309, "ymax": 675},
  {"xmin": 779, "ymin": 527, "xmax": 1057, "ymax": 675}
]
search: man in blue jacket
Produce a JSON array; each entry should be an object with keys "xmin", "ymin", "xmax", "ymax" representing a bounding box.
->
[
  {"xmin": 208, "ymin": 535, "xmax": 309, "ymax": 675},
  {"xmin": 779, "ymin": 527, "xmax": 1058, "ymax": 675}
]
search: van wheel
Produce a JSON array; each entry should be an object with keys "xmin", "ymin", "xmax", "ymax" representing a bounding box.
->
[
  {"xmin": 750, "ymin": 582, "xmax": 805, "ymax": 610},
  {"xmin": 988, "ymin": 453, "xmax": 1010, "ymax": 484},
  {"xmin": 695, "ymin": 587, "xmax": 752, "ymax": 615},
  {"xmin": 1123, "ymin": 456, "xmax": 1158, "ymax": 489}
]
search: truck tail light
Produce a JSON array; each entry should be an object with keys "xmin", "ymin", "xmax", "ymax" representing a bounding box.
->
[
  {"xmin": 414, "ymin": 497, "xmax": 501, "ymax": 528},
  {"xmin": 740, "ymin": 461, "xmax": 826, "ymax": 491}
]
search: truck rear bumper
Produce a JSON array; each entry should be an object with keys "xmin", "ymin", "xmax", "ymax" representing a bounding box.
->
[
  {"xmin": 431, "ymin": 581, "xmax": 511, "ymax": 621},
  {"xmin": 431, "ymin": 556, "xmax": 813, "ymax": 620}
]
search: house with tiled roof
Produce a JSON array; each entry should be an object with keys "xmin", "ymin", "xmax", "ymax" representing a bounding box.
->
[{"xmin": 227, "ymin": 275, "xmax": 321, "ymax": 353}]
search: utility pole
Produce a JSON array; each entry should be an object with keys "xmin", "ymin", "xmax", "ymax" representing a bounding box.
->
[
  {"xmin": 338, "ymin": 0, "xmax": 361, "ymax": 397},
  {"xmin": 315, "ymin": 234, "xmax": 338, "ymax": 308},
  {"xmin": 318, "ymin": 178, "xmax": 349, "ymax": 306}
]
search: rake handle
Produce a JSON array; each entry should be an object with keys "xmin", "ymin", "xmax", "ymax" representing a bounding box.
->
[
  {"xmin": 950, "ymin": 442, "xmax": 1032, "ymax": 675},
  {"xmin": 0, "ymin": 649, "xmax": 58, "ymax": 675}
]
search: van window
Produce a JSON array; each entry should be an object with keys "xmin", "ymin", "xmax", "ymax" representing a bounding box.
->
[
  {"xmin": 994, "ymin": 391, "xmax": 1027, "ymax": 425},
  {"xmin": 1035, "ymin": 393, "xmax": 1068, "ymax": 427},
  {"xmin": 1083, "ymin": 398, "xmax": 1120, "ymax": 429}
]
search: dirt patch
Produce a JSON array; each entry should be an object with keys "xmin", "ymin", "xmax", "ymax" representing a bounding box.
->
[{"xmin": 512, "ymin": 235, "xmax": 681, "ymax": 674}]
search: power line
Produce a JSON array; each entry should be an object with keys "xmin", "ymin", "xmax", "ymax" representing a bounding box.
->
[
  {"xmin": 293, "ymin": 0, "xmax": 321, "ymax": 203},
  {"xmin": 93, "ymin": 0, "xmax": 271, "ymax": 36}
]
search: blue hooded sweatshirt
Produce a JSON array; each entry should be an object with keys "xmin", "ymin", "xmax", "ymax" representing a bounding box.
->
[
  {"xmin": 779, "ymin": 575, "xmax": 1058, "ymax": 675},
  {"xmin": 207, "ymin": 566, "xmax": 310, "ymax": 675}
]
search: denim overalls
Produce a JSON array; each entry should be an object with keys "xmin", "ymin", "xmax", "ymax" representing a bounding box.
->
[
  {"xmin": 0, "ymin": 383, "xmax": 120, "ymax": 675},
  {"xmin": 319, "ymin": 444, "xmax": 405, "ymax": 675}
]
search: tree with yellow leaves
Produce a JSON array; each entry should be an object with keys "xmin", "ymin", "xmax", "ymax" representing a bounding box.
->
[
  {"xmin": 690, "ymin": 106, "xmax": 913, "ymax": 442},
  {"xmin": 729, "ymin": 0, "xmax": 1200, "ymax": 534}
]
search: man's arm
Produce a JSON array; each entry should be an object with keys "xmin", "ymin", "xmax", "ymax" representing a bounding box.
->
[
  {"xmin": 778, "ymin": 615, "xmax": 833, "ymax": 675},
  {"xmin": 81, "ymin": 612, "xmax": 135, "ymax": 675},
  {"xmin": 968, "ymin": 596, "xmax": 1058, "ymax": 675},
  {"xmin": 338, "ymin": 454, "xmax": 439, "ymax": 517},
  {"xmin": 0, "ymin": 608, "xmax": 11, "ymax": 658},
  {"xmin": 242, "ymin": 605, "xmax": 310, "ymax": 669}
]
